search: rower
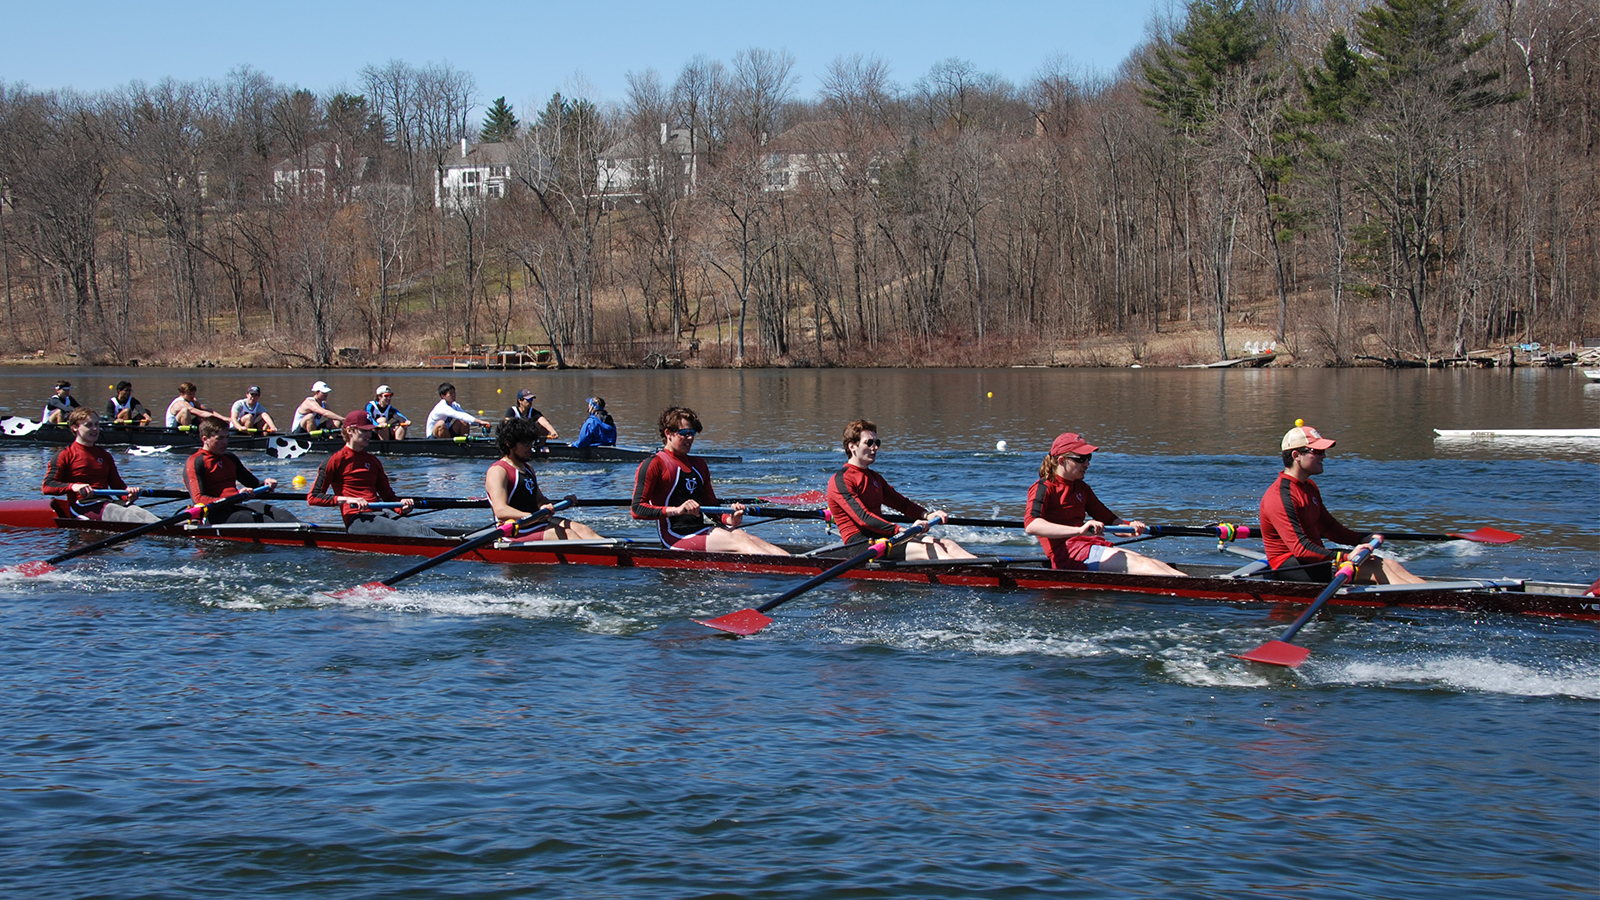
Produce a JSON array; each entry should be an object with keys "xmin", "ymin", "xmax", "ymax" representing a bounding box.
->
[
  {"xmin": 571, "ymin": 397, "xmax": 617, "ymax": 448},
  {"xmin": 291, "ymin": 380, "xmax": 343, "ymax": 434},
  {"xmin": 307, "ymin": 409, "xmax": 441, "ymax": 537},
  {"xmin": 631, "ymin": 405, "xmax": 788, "ymax": 555},
  {"xmin": 486, "ymin": 417, "xmax": 603, "ymax": 541},
  {"xmin": 42, "ymin": 380, "xmax": 81, "ymax": 425},
  {"xmin": 503, "ymin": 389, "xmax": 558, "ymax": 440},
  {"xmin": 365, "ymin": 384, "xmax": 410, "ymax": 440},
  {"xmin": 1023, "ymin": 432, "xmax": 1183, "ymax": 575},
  {"xmin": 826, "ymin": 419, "xmax": 974, "ymax": 560},
  {"xmin": 184, "ymin": 419, "xmax": 298, "ymax": 524},
  {"xmin": 166, "ymin": 382, "xmax": 227, "ymax": 429},
  {"xmin": 41, "ymin": 409, "xmax": 158, "ymax": 523},
  {"xmin": 427, "ymin": 383, "xmax": 493, "ymax": 438},
  {"xmin": 1260, "ymin": 422, "xmax": 1424, "ymax": 584},
  {"xmin": 229, "ymin": 385, "xmax": 279, "ymax": 433},
  {"xmin": 106, "ymin": 381, "xmax": 152, "ymax": 426}
]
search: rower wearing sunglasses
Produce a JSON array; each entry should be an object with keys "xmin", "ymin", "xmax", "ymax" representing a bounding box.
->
[
  {"xmin": 1260, "ymin": 422, "xmax": 1422, "ymax": 584},
  {"xmin": 826, "ymin": 419, "xmax": 974, "ymax": 560},
  {"xmin": 1023, "ymin": 432, "xmax": 1182, "ymax": 575},
  {"xmin": 631, "ymin": 406, "xmax": 788, "ymax": 555}
]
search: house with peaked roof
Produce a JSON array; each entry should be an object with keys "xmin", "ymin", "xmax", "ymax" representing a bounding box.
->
[
  {"xmin": 437, "ymin": 139, "xmax": 516, "ymax": 207},
  {"xmin": 596, "ymin": 125, "xmax": 702, "ymax": 199},
  {"xmin": 271, "ymin": 142, "xmax": 393, "ymax": 202}
]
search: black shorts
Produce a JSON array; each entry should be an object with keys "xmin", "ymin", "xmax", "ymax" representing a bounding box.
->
[{"xmin": 1267, "ymin": 558, "xmax": 1334, "ymax": 582}]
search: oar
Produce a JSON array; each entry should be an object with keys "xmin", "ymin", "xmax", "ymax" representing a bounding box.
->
[
  {"xmin": 569, "ymin": 492, "xmax": 827, "ymax": 509},
  {"xmin": 2, "ymin": 416, "xmax": 46, "ymax": 436},
  {"xmin": 695, "ymin": 520, "xmax": 935, "ymax": 635},
  {"xmin": 93, "ymin": 488, "xmax": 189, "ymax": 500},
  {"xmin": 4, "ymin": 488, "xmax": 270, "ymax": 577},
  {"xmin": 1235, "ymin": 535, "xmax": 1383, "ymax": 667},
  {"xmin": 699, "ymin": 505, "xmax": 829, "ymax": 522},
  {"xmin": 1367, "ymin": 527, "xmax": 1520, "ymax": 544},
  {"xmin": 333, "ymin": 499, "xmax": 575, "ymax": 596}
]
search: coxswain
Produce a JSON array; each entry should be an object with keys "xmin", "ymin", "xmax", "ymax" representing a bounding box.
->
[
  {"xmin": 307, "ymin": 410, "xmax": 441, "ymax": 537},
  {"xmin": 42, "ymin": 380, "xmax": 81, "ymax": 425},
  {"xmin": 166, "ymin": 382, "xmax": 227, "ymax": 429},
  {"xmin": 631, "ymin": 406, "xmax": 788, "ymax": 555},
  {"xmin": 426, "ymin": 383, "xmax": 493, "ymax": 438},
  {"xmin": 229, "ymin": 385, "xmax": 279, "ymax": 433},
  {"xmin": 503, "ymin": 389, "xmax": 559, "ymax": 439},
  {"xmin": 1022, "ymin": 433, "xmax": 1184, "ymax": 575},
  {"xmin": 486, "ymin": 417, "xmax": 603, "ymax": 541},
  {"xmin": 105, "ymin": 381, "xmax": 152, "ymax": 426},
  {"xmin": 826, "ymin": 419, "xmax": 974, "ymax": 560},
  {"xmin": 364, "ymin": 384, "xmax": 410, "ymax": 440},
  {"xmin": 571, "ymin": 397, "xmax": 617, "ymax": 447},
  {"xmin": 183, "ymin": 419, "xmax": 297, "ymax": 524},
  {"xmin": 291, "ymin": 380, "xmax": 343, "ymax": 434},
  {"xmin": 41, "ymin": 409, "xmax": 158, "ymax": 523},
  {"xmin": 1259, "ymin": 422, "xmax": 1424, "ymax": 584}
]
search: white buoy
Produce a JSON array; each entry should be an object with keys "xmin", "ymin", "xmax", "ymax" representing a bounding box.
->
[{"xmin": 995, "ymin": 440, "xmax": 1008, "ymax": 452}]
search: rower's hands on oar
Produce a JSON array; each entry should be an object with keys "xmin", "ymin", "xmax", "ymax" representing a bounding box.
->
[
  {"xmin": 1079, "ymin": 519, "xmax": 1106, "ymax": 536},
  {"xmin": 915, "ymin": 510, "xmax": 950, "ymax": 530}
]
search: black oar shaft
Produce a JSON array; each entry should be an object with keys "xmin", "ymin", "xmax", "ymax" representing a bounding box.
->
[
  {"xmin": 376, "ymin": 499, "xmax": 573, "ymax": 588},
  {"xmin": 46, "ymin": 489, "xmax": 266, "ymax": 565}
]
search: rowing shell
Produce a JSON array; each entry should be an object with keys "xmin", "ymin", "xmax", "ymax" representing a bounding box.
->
[
  {"xmin": 0, "ymin": 418, "xmax": 742, "ymax": 463},
  {"xmin": 1, "ymin": 500, "xmax": 1592, "ymax": 622},
  {"xmin": 1433, "ymin": 428, "xmax": 1600, "ymax": 439}
]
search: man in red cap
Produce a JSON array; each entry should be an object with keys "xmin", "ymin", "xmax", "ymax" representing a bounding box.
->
[
  {"xmin": 1259, "ymin": 423, "xmax": 1422, "ymax": 583},
  {"xmin": 1023, "ymin": 433, "xmax": 1184, "ymax": 574},
  {"xmin": 307, "ymin": 409, "xmax": 440, "ymax": 536}
]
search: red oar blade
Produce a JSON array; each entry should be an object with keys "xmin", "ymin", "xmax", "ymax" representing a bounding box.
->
[
  {"xmin": 327, "ymin": 582, "xmax": 397, "ymax": 601},
  {"xmin": 1454, "ymin": 527, "xmax": 1520, "ymax": 544},
  {"xmin": 759, "ymin": 490, "xmax": 826, "ymax": 506},
  {"xmin": 694, "ymin": 608, "xmax": 774, "ymax": 635},
  {"xmin": 1234, "ymin": 640, "xmax": 1311, "ymax": 668},
  {"xmin": 3, "ymin": 560, "xmax": 59, "ymax": 578}
]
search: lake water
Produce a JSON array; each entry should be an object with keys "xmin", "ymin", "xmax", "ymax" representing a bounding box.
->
[{"xmin": 0, "ymin": 366, "xmax": 1595, "ymax": 898}]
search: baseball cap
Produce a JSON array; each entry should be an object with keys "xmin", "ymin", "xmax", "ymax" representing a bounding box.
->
[
  {"xmin": 55, "ymin": 380, "xmax": 72, "ymax": 390},
  {"xmin": 344, "ymin": 409, "xmax": 376, "ymax": 430},
  {"xmin": 1050, "ymin": 433, "xmax": 1099, "ymax": 456},
  {"xmin": 312, "ymin": 380, "xmax": 333, "ymax": 394},
  {"xmin": 516, "ymin": 389, "xmax": 535, "ymax": 400},
  {"xmin": 247, "ymin": 385, "xmax": 261, "ymax": 394},
  {"xmin": 1281, "ymin": 424, "xmax": 1336, "ymax": 452},
  {"xmin": 376, "ymin": 384, "xmax": 392, "ymax": 395}
]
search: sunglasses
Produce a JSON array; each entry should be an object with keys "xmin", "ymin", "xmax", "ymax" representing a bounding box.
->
[
  {"xmin": 1297, "ymin": 448, "xmax": 1327, "ymax": 456},
  {"xmin": 859, "ymin": 438, "xmax": 881, "ymax": 447},
  {"xmin": 1063, "ymin": 454, "xmax": 1092, "ymax": 463},
  {"xmin": 674, "ymin": 428, "xmax": 698, "ymax": 438}
]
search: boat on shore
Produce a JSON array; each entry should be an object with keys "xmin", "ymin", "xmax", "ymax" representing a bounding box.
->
[
  {"xmin": 2, "ymin": 500, "xmax": 1591, "ymax": 621},
  {"xmin": 0, "ymin": 417, "xmax": 742, "ymax": 463}
]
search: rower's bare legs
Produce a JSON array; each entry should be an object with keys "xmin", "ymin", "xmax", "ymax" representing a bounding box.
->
[
  {"xmin": 433, "ymin": 419, "xmax": 471, "ymax": 439},
  {"xmin": 390, "ymin": 423, "xmax": 407, "ymax": 440},
  {"xmin": 1357, "ymin": 556, "xmax": 1426, "ymax": 584},
  {"xmin": 902, "ymin": 537, "xmax": 977, "ymax": 560},
  {"xmin": 704, "ymin": 527, "xmax": 790, "ymax": 556},
  {"xmin": 1093, "ymin": 547, "xmax": 1186, "ymax": 576},
  {"xmin": 541, "ymin": 518, "xmax": 603, "ymax": 541}
]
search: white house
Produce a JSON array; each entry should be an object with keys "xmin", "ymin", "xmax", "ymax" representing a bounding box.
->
[
  {"xmin": 271, "ymin": 142, "xmax": 386, "ymax": 202},
  {"xmin": 596, "ymin": 125, "xmax": 701, "ymax": 199},
  {"xmin": 436, "ymin": 139, "xmax": 515, "ymax": 207}
]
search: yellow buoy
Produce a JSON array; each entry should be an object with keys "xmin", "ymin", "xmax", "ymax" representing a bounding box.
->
[
  {"xmin": 292, "ymin": 475, "xmax": 307, "ymax": 488},
  {"xmin": 986, "ymin": 392, "xmax": 993, "ymax": 398},
  {"xmin": 497, "ymin": 388, "xmax": 502, "ymax": 394}
]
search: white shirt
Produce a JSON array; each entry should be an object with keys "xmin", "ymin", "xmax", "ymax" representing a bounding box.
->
[{"xmin": 426, "ymin": 399, "xmax": 478, "ymax": 436}]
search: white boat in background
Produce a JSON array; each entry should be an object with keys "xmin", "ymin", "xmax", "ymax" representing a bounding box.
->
[
  {"xmin": 1434, "ymin": 428, "xmax": 1600, "ymax": 439},
  {"xmin": 1583, "ymin": 369, "xmax": 1600, "ymax": 381}
]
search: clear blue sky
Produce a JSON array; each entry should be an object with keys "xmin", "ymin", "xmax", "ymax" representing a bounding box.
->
[{"xmin": 8, "ymin": 1, "xmax": 1165, "ymax": 113}]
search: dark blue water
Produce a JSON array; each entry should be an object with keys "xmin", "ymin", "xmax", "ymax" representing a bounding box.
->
[{"xmin": 1, "ymin": 367, "xmax": 1595, "ymax": 898}]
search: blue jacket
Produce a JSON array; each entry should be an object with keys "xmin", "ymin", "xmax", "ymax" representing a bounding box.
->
[{"xmin": 572, "ymin": 412, "xmax": 617, "ymax": 447}]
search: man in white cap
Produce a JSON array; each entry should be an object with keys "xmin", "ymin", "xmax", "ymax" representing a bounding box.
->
[
  {"xmin": 229, "ymin": 385, "xmax": 279, "ymax": 433},
  {"xmin": 1259, "ymin": 422, "xmax": 1422, "ymax": 584},
  {"xmin": 365, "ymin": 385, "xmax": 410, "ymax": 440},
  {"xmin": 292, "ymin": 380, "xmax": 344, "ymax": 434}
]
